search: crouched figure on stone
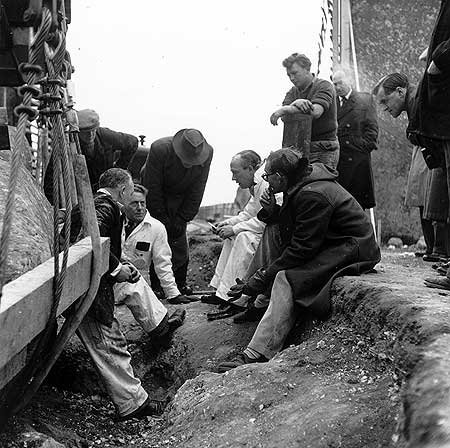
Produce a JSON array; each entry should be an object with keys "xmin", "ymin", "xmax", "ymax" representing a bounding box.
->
[{"xmin": 218, "ymin": 148, "xmax": 380, "ymax": 371}]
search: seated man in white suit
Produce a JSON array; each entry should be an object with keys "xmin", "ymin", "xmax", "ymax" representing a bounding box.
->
[{"xmin": 204, "ymin": 150, "xmax": 269, "ymax": 318}]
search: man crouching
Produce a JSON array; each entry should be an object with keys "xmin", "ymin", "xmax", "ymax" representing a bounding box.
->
[{"xmin": 218, "ymin": 148, "xmax": 380, "ymax": 371}]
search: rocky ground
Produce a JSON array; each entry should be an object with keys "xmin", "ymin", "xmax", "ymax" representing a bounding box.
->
[{"xmin": 0, "ymin": 235, "xmax": 444, "ymax": 448}]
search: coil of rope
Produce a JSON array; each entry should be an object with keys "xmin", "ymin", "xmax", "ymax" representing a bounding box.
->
[{"xmin": 0, "ymin": 4, "xmax": 103, "ymax": 420}]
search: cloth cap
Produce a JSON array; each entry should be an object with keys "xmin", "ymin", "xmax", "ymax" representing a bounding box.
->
[
  {"xmin": 76, "ymin": 109, "xmax": 100, "ymax": 131},
  {"xmin": 172, "ymin": 129, "xmax": 212, "ymax": 165}
]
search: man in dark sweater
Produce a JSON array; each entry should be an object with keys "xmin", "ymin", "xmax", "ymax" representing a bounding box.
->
[
  {"xmin": 140, "ymin": 129, "xmax": 213, "ymax": 294},
  {"xmin": 270, "ymin": 53, "xmax": 339, "ymax": 169}
]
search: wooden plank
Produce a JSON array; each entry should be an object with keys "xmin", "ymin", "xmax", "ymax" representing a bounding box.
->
[
  {"xmin": 0, "ymin": 237, "xmax": 110, "ymax": 371},
  {"xmin": 0, "ymin": 348, "xmax": 26, "ymax": 390}
]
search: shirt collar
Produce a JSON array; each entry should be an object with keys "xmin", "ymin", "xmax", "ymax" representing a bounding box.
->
[{"xmin": 344, "ymin": 88, "xmax": 352, "ymax": 100}]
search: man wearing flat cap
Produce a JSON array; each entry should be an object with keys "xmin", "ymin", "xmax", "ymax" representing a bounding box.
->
[{"xmin": 140, "ymin": 129, "xmax": 213, "ymax": 295}]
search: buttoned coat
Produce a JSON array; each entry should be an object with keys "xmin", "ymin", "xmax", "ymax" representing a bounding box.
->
[{"xmin": 336, "ymin": 91, "xmax": 379, "ymax": 209}]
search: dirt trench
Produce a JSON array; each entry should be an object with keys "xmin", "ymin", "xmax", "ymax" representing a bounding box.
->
[{"xmin": 1, "ymin": 239, "xmax": 444, "ymax": 448}]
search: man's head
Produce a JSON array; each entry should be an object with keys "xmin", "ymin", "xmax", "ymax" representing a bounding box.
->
[
  {"xmin": 98, "ymin": 168, "xmax": 134, "ymax": 206},
  {"xmin": 372, "ymin": 73, "xmax": 409, "ymax": 118},
  {"xmin": 230, "ymin": 150, "xmax": 262, "ymax": 189},
  {"xmin": 282, "ymin": 53, "xmax": 313, "ymax": 90},
  {"xmin": 77, "ymin": 109, "xmax": 100, "ymax": 157},
  {"xmin": 124, "ymin": 184, "xmax": 148, "ymax": 225},
  {"xmin": 332, "ymin": 70, "xmax": 352, "ymax": 97},
  {"xmin": 172, "ymin": 129, "xmax": 213, "ymax": 168},
  {"xmin": 263, "ymin": 148, "xmax": 311, "ymax": 193}
]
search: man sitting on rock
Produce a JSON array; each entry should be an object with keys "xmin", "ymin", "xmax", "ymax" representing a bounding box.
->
[
  {"xmin": 203, "ymin": 150, "xmax": 268, "ymax": 317},
  {"xmin": 218, "ymin": 148, "xmax": 380, "ymax": 371},
  {"xmin": 114, "ymin": 183, "xmax": 187, "ymax": 340}
]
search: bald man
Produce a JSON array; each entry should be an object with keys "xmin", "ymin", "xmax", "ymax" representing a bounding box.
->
[{"xmin": 332, "ymin": 70, "xmax": 379, "ymax": 209}]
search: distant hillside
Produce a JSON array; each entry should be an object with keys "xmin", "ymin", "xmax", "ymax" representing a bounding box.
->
[{"xmin": 352, "ymin": 0, "xmax": 439, "ymax": 243}]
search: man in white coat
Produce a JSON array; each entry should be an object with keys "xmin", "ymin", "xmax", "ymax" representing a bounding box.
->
[
  {"xmin": 114, "ymin": 183, "xmax": 187, "ymax": 338},
  {"xmin": 205, "ymin": 150, "xmax": 268, "ymax": 314}
]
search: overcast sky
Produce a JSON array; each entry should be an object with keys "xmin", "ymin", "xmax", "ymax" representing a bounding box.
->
[{"xmin": 67, "ymin": 1, "xmax": 332, "ymax": 205}]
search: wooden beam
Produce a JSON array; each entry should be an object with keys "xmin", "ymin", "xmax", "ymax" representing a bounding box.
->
[{"xmin": 0, "ymin": 237, "xmax": 110, "ymax": 371}]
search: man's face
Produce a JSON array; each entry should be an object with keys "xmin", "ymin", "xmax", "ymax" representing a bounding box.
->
[
  {"xmin": 332, "ymin": 74, "xmax": 351, "ymax": 97},
  {"xmin": 230, "ymin": 156, "xmax": 255, "ymax": 189},
  {"xmin": 124, "ymin": 191, "xmax": 147, "ymax": 224},
  {"xmin": 262, "ymin": 162, "xmax": 287, "ymax": 194},
  {"xmin": 375, "ymin": 86, "xmax": 406, "ymax": 118},
  {"xmin": 286, "ymin": 63, "xmax": 310, "ymax": 89},
  {"xmin": 78, "ymin": 129, "xmax": 97, "ymax": 157}
]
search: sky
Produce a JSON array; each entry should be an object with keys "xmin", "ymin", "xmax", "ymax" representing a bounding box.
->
[{"xmin": 67, "ymin": 0, "xmax": 332, "ymax": 205}]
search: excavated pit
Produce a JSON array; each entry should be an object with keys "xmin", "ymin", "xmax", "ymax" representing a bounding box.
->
[{"xmin": 3, "ymin": 238, "xmax": 450, "ymax": 448}]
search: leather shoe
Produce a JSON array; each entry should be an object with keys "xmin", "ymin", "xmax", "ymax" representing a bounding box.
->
[
  {"xmin": 424, "ymin": 276, "xmax": 450, "ymax": 290},
  {"xmin": 118, "ymin": 397, "xmax": 165, "ymax": 421},
  {"xmin": 201, "ymin": 294, "xmax": 227, "ymax": 305},
  {"xmin": 167, "ymin": 308, "xmax": 186, "ymax": 330},
  {"xmin": 167, "ymin": 294, "xmax": 191, "ymax": 304},
  {"xmin": 233, "ymin": 306, "xmax": 267, "ymax": 323},
  {"xmin": 217, "ymin": 353, "xmax": 268, "ymax": 373}
]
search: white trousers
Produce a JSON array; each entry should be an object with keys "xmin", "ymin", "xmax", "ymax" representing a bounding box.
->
[
  {"xmin": 210, "ymin": 231, "xmax": 261, "ymax": 301},
  {"xmin": 114, "ymin": 276, "xmax": 168, "ymax": 333},
  {"xmin": 76, "ymin": 314, "xmax": 148, "ymax": 417}
]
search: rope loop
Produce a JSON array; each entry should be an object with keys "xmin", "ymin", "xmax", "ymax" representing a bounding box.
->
[
  {"xmin": 17, "ymin": 84, "xmax": 41, "ymax": 98},
  {"xmin": 13, "ymin": 105, "xmax": 39, "ymax": 120}
]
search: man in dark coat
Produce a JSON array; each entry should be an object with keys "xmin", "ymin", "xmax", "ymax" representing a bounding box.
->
[
  {"xmin": 218, "ymin": 149, "xmax": 380, "ymax": 371},
  {"xmin": 332, "ymin": 70, "xmax": 379, "ymax": 209},
  {"xmin": 140, "ymin": 129, "xmax": 213, "ymax": 293},
  {"xmin": 72, "ymin": 168, "xmax": 165, "ymax": 421},
  {"xmin": 404, "ymin": 0, "xmax": 450, "ymax": 289}
]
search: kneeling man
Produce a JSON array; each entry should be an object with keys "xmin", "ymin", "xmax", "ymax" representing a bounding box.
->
[
  {"xmin": 207, "ymin": 150, "xmax": 267, "ymax": 307},
  {"xmin": 219, "ymin": 148, "xmax": 380, "ymax": 371}
]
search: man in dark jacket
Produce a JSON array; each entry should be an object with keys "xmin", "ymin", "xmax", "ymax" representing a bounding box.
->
[
  {"xmin": 333, "ymin": 70, "xmax": 379, "ymax": 209},
  {"xmin": 218, "ymin": 148, "xmax": 380, "ymax": 371},
  {"xmin": 77, "ymin": 109, "xmax": 139, "ymax": 191},
  {"xmin": 140, "ymin": 129, "xmax": 213, "ymax": 293},
  {"xmin": 74, "ymin": 168, "xmax": 165, "ymax": 421},
  {"xmin": 404, "ymin": 0, "xmax": 450, "ymax": 290}
]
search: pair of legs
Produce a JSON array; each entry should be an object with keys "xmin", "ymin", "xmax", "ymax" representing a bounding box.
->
[{"xmin": 210, "ymin": 230, "xmax": 261, "ymax": 301}]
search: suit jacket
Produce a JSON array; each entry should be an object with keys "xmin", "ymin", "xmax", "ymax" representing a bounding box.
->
[{"xmin": 336, "ymin": 91, "xmax": 379, "ymax": 209}]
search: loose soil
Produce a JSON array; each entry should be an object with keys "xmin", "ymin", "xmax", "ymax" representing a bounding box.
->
[{"xmin": 0, "ymin": 238, "xmax": 431, "ymax": 448}]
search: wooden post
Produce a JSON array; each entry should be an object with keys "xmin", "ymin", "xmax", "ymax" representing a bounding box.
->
[{"xmin": 282, "ymin": 114, "xmax": 312, "ymax": 157}]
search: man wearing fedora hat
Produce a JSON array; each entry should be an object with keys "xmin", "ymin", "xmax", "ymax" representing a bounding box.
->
[{"xmin": 140, "ymin": 129, "xmax": 213, "ymax": 295}]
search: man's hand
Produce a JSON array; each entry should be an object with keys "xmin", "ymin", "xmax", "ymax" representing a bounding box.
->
[
  {"xmin": 124, "ymin": 262, "xmax": 141, "ymax": 283},
  {"xmin": 260, "ymin": 187, "xmax": 276, "ymax": 214},
  {"xmin": 244, "ymin": 268, "xmax": 268, "ymax": 296},
  {"xmin": 270, "ymin": 110, "xmax": 283, "ymax": 126},
  {"xmin": 227, "ymin": 278, "xmax": 246, "ymax": 301},
  {"xmin": 115, "ymin": 264, "xmax": 134, "ymax": 283},
  {"xmin": 290, "ymin": 99, "xmax": 314, "ymax": 114},
  {"xmin": 218, "ymin": 225, "xmax": 234, "ymax": 239},
  {"xmin": 216, "ymin": 220, "xmax": 230, "ymax": 229}
]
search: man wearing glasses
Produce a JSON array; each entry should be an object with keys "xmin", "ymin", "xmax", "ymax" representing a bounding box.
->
[{"xmin": 219, "ymin": 148, "xmax": 380, "ymax": 370}]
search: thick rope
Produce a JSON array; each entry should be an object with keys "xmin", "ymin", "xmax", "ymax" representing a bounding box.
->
[{"xmin": 0, "ymin": 9, "xmax": 52, "ymax": 300}]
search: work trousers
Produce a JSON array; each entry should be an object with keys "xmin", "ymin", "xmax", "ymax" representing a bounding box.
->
[
  {"xmin": 248, "ymin": 270, "xmax": 299, "ymax": 359},
  {"xmin": 210, "ymin": 230, "xmax": 262, "ymax": 301},
  {"xmin": 310, "ymin": 140, "xmax": 340, "ymax": 170},
  {"xmin": 169, "ymin": 231, "xmax": 189, "ymax": 288},
  {"xmin": 114, "ymin": 276, "xmax": 168, "ymax": 333},
  {"xmin": 440, "ymin": 140, "xmax": 450, "ymax": 279},
  {"xmin": 76, "ymin": 314, "xmax": 148, "ymax": 417}
]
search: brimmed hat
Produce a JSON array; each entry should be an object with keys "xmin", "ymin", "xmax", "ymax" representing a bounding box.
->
[
  {"xmin": 173, "ymin": 129, "xmax": 212, "ymax": 166},
  {"xmin": 77, "ymin": 109, "xmax": 100, "ymax": 131}
]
